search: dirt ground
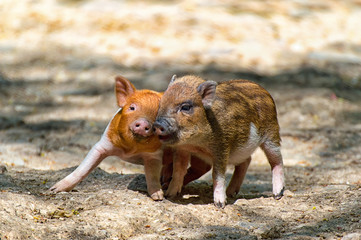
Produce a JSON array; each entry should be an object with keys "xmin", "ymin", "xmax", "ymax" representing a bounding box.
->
[{"xmin": 1, "ymin": 0, "xmax": 361, "ymax": 239}]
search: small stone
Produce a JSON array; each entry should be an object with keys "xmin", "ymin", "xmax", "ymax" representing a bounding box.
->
[{"xmin": 284, "ymin": 190, "xmax": 294, "ymax": 197}]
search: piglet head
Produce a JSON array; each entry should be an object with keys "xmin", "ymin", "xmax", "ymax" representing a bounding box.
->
[
  {"xmin": 154, "ymin": 75, "xmax": 217, "ymax": 146},
  {"xmin": 108, "ymin": 76, "xmax": 162, "ymax": 151}
]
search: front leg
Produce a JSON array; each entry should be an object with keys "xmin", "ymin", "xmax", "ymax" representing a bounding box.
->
[
  {"xmin": 165, "ymin": 149, "xmax": 190, "ymax": 198},
  {"xmin": 212, "ymin": 153, "xmax": 228, "ymax": 208},
  {"xmin": 144, "ymin": 156, "xmax": 164, "ymax": 200},
  {"xmin": 162, "ymin": 152, "xmax": 211, "ymax": 189}
]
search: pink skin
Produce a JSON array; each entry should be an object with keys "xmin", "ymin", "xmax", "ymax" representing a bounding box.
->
[{"xmin": 130, "ymin": 118, "xmax": 152, "ymax": 137}]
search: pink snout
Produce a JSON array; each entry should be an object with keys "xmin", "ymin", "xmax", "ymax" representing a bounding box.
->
[{"xmin": 130, "ymin": 118, "xmax": 153, "ymax": 137}]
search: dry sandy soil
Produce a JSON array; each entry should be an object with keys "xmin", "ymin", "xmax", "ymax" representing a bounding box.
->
[{"xmin": 1, "ymin": 0, "xmax": 361, "ymax": 239}]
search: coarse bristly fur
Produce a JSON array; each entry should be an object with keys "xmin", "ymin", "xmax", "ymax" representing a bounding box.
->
[{"xmin": 154, "ymin": 75, "xmax": 285, "ymax": 208}]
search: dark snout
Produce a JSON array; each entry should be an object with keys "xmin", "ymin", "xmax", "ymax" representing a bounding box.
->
[
  {"xmin": 130, "ymin": 118, "xmax": 153, "ymax": 137},
  {"xmin": 153, "ymin": 117, "xmax": 178, "ymax": 143},
  {"xmin": 153, "ymin": 118, "xmax": 171, "ymax": 136}
]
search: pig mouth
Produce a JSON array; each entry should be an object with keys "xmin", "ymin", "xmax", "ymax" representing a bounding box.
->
[
  {"xmin": 131, "ymin": 132, "xmax": 151, "ymax": 142},
  {"xmin": 158, "ymin": 133, "xmax": 178, "ymax": 144}
]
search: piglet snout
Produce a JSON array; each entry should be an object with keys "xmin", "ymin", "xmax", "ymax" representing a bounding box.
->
[
  {"xmin": 130, "ymin": 118, "xmax": 153, "ymax": 137},
  {"xmin": 153, "ymin": 118, "xmax": 178, "ymax": 143},
  {"xmin": 153, "ymin": 119, "xmax": 168, "ymax": 136}
]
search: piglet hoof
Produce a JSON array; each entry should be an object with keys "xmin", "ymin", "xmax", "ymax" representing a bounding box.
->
[
  {"xmin": 165, "ymin": 188, "xmax": 181, "ymax": 198},
  {"xmin": 214, "ymin": 200, "xmax": 226, "ymax": 209},
  {"xmin": 214, "ymin": 194, "xmax": 227, "ymax": 208},
  {"xmin": 226, "ymin": 190, "xmax": 238, "ymax": 198},
  {"xmin": 161, "ymin": 182, "xmax": 170, "ymax": 190},
  {"xmin": 226, "ymin": 187, "xmax": 240, "ymax": 198},
  {"xmin": 49, "ymin": 180, "xmax": 74, "ymax": 193},
  {"xmin": 273, "ymin": 187, "xmax": 285, "ymax": 200},
  {"xmin": 150, "ymin": 189, "xmax": 164, "ymax": 201},
  {"xmin": 165, "ymin": 181, "xmax": 182, "ymax": 198},
  {"xmin": 214, "ymin": 187, "xmax": 227, "ymax": 208}
]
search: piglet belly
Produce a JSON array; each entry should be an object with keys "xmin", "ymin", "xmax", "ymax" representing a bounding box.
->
[
  {"xmin": 117, "ymin": 155, "xmax": 144, "ymax": 165},
  {"xmin": 116, "ymin": 150, "xmax": 162, "ymax": 165},
  {"xmin": 228, "ymin": 145, "xmax": 258, "ymax": 165},
  {"xmin": 228, "ymin": 123, "xmax": 262, "ymax": 165}
]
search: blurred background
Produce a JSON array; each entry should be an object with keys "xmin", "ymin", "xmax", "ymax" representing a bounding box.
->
[{"xmin": 0, "ymin": 0, "xmax": 360, "ymax": 178}]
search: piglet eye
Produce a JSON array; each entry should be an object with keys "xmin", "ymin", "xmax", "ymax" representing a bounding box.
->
[
  {"xmin": 129, "ymin": 104, "xmax": 136, "ymax": 111},
  {"xmin": 180, "ymin": 103, "xmax": 193, "ymax": 112},
  {"xmin": 181, "ymin": 105, "xmax": 191, "ymax": 111}
]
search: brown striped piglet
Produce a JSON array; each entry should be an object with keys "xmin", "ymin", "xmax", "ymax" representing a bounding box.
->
[{"xmin": 153, "ymin": 75, "xmax": 285, "ymax": 208}]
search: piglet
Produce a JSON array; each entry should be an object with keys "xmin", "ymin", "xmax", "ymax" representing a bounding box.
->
[
  {"xmin": 154, "ymin": 75, "xmax": 285, "ymax": 208},
  {"xmin": 50, "ymin": 76, "xmax": 164, "ymax": 200}
]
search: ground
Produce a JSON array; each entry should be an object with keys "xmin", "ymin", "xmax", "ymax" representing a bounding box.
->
[{"xmin": 0, "ymin": 0, "xmax": 361, "ymax": 239}]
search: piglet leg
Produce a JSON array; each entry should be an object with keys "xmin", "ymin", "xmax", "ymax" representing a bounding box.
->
[
  {"xmin": 183, "ymin": 156, "xmax": 211, "ymax": 186},
  {"xmin": 261, "ymin": 141, "xmax": 285, "ymax": 199},
  {"xmin": 226, "ymin": 157, "xmax": 251, "ymax": 197},
  {"xmin": 165, "ymin": 150, "xmax": 190, "ymax": 198},
  {"xmin": 50, "ymin": 136, "xmax": 114, "ymax": 192},
  {"xmin": 144, "ymin": 156, "xmax": 164, "ymax": 200},
  {"xmin": 161, "ymin": 152, "xmax": 211, "ymax": 189},
  {"xmin": 213, "ymin": 156, "xmax": 228, "ymax": 208},
  {"xmin": 161, "ymin": 147, "xmax": 174, "ymax": 189}
]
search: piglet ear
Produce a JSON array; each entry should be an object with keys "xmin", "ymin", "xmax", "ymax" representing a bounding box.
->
[
  {"xmin": 197, "ymin": 81, "xmax": 217, "ymax": 109},
  {"xmin": 170, "ymin": 74, "xmax": 177, "ymax": 83},
  {"xmin": 114, "ymin": 76, "xmax": 136, "ymax": 107},
  {"xmin": 166, "ymin": 74, "xmax": 177, "ymax": 89}
]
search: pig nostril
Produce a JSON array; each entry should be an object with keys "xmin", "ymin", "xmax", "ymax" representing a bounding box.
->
[
  {"xmin": 135, "ymin": 124, "xmax": 140, "ymax": 128},
  {"xmin": 153, "ymin": 122, "xmax": 166, "ymax": 134},
  {"xmin": 145, "ymin": 127, "xmax": 149, "ymax": 131}
]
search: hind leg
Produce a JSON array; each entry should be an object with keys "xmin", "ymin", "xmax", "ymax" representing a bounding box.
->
[
  {"xmin": 261, "ymin": 141, "xmax": 285, "ymax": 199},
  {"xmin": 226, "ymin": 157, "xmax": 251, "ymax": 197},
  {"xmin": 161, "ymin": 147, "xmax": 174, "ymax": 189},
  {"xmin": 183, "ymin": 156, "xmax": 211, "ymax": 186}
]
